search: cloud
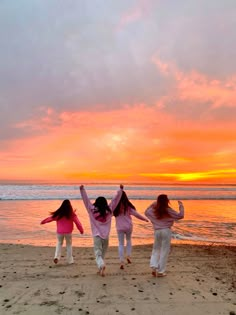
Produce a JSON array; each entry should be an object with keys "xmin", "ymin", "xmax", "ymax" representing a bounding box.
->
[
  {"xmin": 152, "ymin": 55, "xmax": 236, "ymax": 119},
  {"xmin": 117, "ymin": 0, "xmax": 153, "ymax": 31},
  {"xmin": 0, "ymin": 1, "xmax": 236, "ymax": 182}
]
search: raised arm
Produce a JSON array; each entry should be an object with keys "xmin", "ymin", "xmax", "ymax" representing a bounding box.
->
[
  {"xmin": 40, "ymin": 216, "xmax": 54, "ymax": 225},
  {"xmin": 109, "ymin": 184, "xmax": 123, "ymax": 211},
  {"xmin": 168, "ymin": 201, "xmax": 184, "ymax": 220},
  {"xmin": 79, "ymin": 185, "xmax": 93, "ymax": 213}
]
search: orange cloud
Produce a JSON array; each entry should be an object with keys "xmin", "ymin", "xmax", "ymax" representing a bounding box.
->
[{"xmin": 1, "ymin": 102, "xmax": 235, "ymax": 183}]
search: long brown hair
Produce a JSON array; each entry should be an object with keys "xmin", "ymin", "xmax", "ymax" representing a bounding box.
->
[
  {"xmin": 93, "ymin": 196, "xmax": 111, "ymax": 219},
  {"xmin": 50, "ymin": 199, "xmax": 74, "ymax": 220},
  {"xmin": 154, "ymin": 194, "xmax": 170, "ymax": 219},
  {"xmin": 113, "ymin": 191, "xmax": 135, "ymax": 217}
]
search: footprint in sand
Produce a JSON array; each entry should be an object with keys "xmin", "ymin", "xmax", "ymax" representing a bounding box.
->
[{"xmin": 33, "ymin": 290, "xmax": 41, "ymax": 297}]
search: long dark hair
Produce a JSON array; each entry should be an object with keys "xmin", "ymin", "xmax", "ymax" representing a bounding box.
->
[
  {"xmin": 154, "ymin": 194, "xmax": 170, "ymax": 219},
  {"xmin": 113, "ymin": 191, "xmax": 135, "ymax": 217},
  {"xmin": 93, "ymin": 196, "xmax": 111, "ymax": 219},
  {"xmin": 51, "ymin": 199, "xmax": 74, "ymax": 220}
]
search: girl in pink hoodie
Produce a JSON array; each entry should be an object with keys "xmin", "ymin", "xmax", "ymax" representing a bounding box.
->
[
  {"xmin": 80, "ymin": 184, "xmax": 123, "ymax": 276},
  {"xmin": 40, "ymin": 199, "xmax": 84, "ymax": 265},
  {"xmin": 113, "ymin": 190, "xmax": 149, "ymax": 269}
]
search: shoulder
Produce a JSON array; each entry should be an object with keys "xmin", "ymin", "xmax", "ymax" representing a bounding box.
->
[
  {"xmin": 167, "ymin": 207, "xmax": 175, "ymax": 212},
  {"xmin": 148, "ymin": 202, "xmax": 156, "ymax": 211}
]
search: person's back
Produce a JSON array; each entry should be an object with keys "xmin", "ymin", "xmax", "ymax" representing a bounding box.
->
[
  {"xmin": 80, "ymin": 189, "xmax": 116, "ymax": 239},
  {"xmin": 145, "ymin": 194, "xmax": 184, "ymax": 277},
  {"xmin": 145, "ymin": 203, "xmax": 184, "ymax": 230},
  {"xmin": 79, "ymin": 184, "xmax": 123, "ymax": 276},
  {"xmin": 40, "ymin": 199, "xmax": 84, "ymax": 265},
  {"xmin": 113, "ymin": 190, "xmax": 148, "ymax": 269},
  {"xmin": 55, "ymin": 213, "xmax": 80, "ymax": 234}
]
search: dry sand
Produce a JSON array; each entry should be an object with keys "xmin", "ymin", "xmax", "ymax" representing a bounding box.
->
[{"xmin": 0, "ymin": 243, "xmax": 235, "ymax": 315}]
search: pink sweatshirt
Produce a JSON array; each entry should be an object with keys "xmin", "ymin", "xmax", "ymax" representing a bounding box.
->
[
  {"xmin": 41, "ymin": 213, "xmax": 84, "ymax": 234},
  {"xmin": 80, "ymin": 187, "xmax": 123, "ymax": 239},
  {"xmin": 145, "ymin": 202, "xmax": 184, "ymax": 230},
  {"xmin": 115, "ymin": 207, "xmax": 148, "ymax": 232}
]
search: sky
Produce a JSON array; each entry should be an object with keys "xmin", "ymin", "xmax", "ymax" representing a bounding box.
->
[{"xmin": 0, "ymin": 0, "xmax": 236, "ymax": 184}]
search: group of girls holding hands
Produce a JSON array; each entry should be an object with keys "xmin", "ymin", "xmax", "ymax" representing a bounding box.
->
[{"xmin": 41, "ymin": 185, "xmax": 184, "ymax": 277}]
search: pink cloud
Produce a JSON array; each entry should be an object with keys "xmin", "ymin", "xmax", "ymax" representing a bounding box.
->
[
  {"xmin": 117, "ymin": 0, "xmax": 153, "ymax": 31},
  {"xmin": 152, "ymin": 55, "xmax": 236, "ymax": 109}
]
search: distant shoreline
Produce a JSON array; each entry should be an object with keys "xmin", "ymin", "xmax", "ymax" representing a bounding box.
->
[{"xmin": 0, "ymin": 180, "xmax": 236, "ymax": 186}]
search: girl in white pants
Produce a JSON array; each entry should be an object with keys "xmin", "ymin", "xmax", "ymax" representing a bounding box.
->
[
  {"xmin": 55, "ymin": 233, "xmax": 73, "ymax": 264},
  {"xmin": 145, "ymin": 195, "xmax": 184, "ymax": 277},
  {"xmin": 113, "ymin": 190, "xmax": 149, "ymax": 269},
  {"xmin": 117, "ymin": 230, "xmax": 132, "ymax": 266},
  {"xmin": 150, "ymin": 228, "xmax": 172, "ymax": 274},
  {"xmin": 41, "ymin": 199, "xmax": 84, "ymax": 264}
]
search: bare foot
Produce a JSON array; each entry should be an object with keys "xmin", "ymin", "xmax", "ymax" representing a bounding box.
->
[
  {"xmin": 151, "ymin": 269, "xmax": 157, "ymax": 277},
  {"xmin": 127, "ymin": 257, "xmax": 131, "ymax": 264},
  {"xmin": 157, "ymin": 272, "xmax": 167, "ymax": 277},
  {"xmin": 100, "ymin": 266, "xmax": 106, "ymax": 277}
]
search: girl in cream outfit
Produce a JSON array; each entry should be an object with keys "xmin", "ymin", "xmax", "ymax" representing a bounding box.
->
[{"xmin": 145, "ymin": 194, "xmax": 184, "ymax": 277}]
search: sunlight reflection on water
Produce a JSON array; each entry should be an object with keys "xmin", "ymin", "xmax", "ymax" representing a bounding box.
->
[{"xmin": 0, "ymin": 199, "xmax": 235, "ymax": 246}]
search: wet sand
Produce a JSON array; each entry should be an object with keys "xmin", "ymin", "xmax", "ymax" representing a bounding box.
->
[{"xmin": 0, "ymin": 243, "xmax": 235, "ymax": 315}]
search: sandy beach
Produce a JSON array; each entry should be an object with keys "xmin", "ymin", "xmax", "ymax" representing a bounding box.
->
[{"xmin": 0, "ymin": 243, "xmax": 235, "ymax": 315}]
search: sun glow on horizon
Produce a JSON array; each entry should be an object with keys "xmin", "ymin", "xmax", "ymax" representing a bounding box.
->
[{"xmin": 140, "ymin": 169, "xmax": 236, "ymax": 183}]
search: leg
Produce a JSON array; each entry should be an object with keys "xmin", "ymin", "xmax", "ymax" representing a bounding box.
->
[
  {"xmin": 93, "ymin": 236, "xmax": 105, "ymax": 271},
  {"xmin": 65, "ymin": 233, "xmax": 74, "ymax": 264},
  {"xmin": 101, "ymin": 237, "xmax": 109, "ymax": 259},
  {"xmin": 100, "ymin": 238, "xmax": 108, "ymax": 276},
  {"xmin": 150, "ymin": 230, "xmax": 162, "ymax": 272},
  {"xmin": 54, "ymin": 234, "xmax": 64, "ymax": 263},
  {"xmin": 126, "ymin": 230, "xmax": 132, "ymax": 263},
  {"xmin": 117, "ymin": 231, "xmax": 125, "ymax": 264},
  {"xmin": 158, "ymin": 228, "xmax": 171, "ymax": 274}
]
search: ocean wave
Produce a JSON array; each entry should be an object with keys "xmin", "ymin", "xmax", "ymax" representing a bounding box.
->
[
  {"xmin": 171, "ymin": 232, "xmax": 236, "ymax": 245},
  {"xmin": 1, "ymin": 183, "xmax": 236, "ymax": 200},
  {"xmin": 1, "ymin": 195, "xmax": 236, "ymax": 200}
]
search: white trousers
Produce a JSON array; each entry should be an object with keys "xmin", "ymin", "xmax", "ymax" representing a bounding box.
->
[
  {"xmin": 150, "ymin": 228, "xmax": 172, "ymax": 273},
  {"xmin": 117, "ymin": 230, "xmax": 132, "ymax": 262},
  {"xmin": 93, "ymin": 236, "xmax": 109, "ymax": 269},
  {"xmin": 54, "ymin": 233, "xmax": 74, "ymax": 264}
]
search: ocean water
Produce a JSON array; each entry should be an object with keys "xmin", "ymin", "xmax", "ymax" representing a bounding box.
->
[{"xmin": 0, "ymin": 183, "xmax": 235, "ymax": 247}]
